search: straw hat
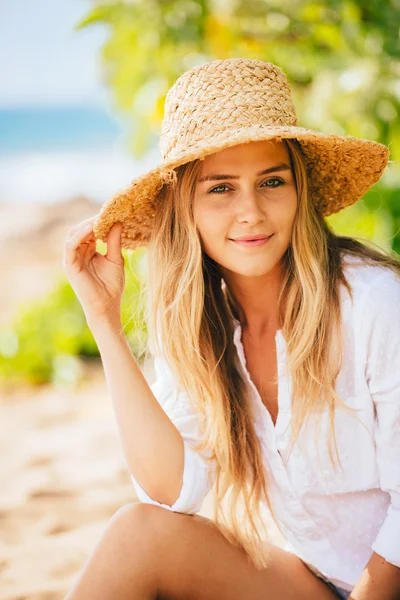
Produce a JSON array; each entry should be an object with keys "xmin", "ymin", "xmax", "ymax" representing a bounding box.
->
[{"xmin": 93, "ymin": 57, "xmax": 390, "ymax": 251}]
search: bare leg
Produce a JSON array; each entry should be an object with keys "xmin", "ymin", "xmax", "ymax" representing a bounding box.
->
[
  {"xmin": 64, "ymin": 502, "xmax": 340, "ymax": 600},
  {"xmin": 64, "ymin": 503, "xmax": 160, "ymax": 600}
]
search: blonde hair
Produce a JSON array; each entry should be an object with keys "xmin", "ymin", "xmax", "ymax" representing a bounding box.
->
[{"xmin": 145, "ymin": 138, "xmax": 400, "ymax": 569}]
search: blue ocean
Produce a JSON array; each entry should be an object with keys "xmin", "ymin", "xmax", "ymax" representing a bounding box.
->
[{"xmin": 0, "ymin": 105, "xmax": 158, "ymax": 204}]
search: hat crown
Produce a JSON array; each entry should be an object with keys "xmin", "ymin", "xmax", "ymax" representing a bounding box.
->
[{"xmin": 159, "ymin": 58, "xmax": 298, "ymax": 161}]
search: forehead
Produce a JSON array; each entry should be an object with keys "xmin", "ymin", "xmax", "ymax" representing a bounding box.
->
[
  {"xmin": 199, "ymin": 139, "xmax": 289, "ymax": 172},
  {"xmin": 197, "ymin": 140, "xmax": 290, "ymax": 181}
]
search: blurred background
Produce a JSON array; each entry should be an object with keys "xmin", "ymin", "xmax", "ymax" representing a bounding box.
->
[{"xmin": 0, "ymin": 0, "xmax": 399, "ymax": 597}]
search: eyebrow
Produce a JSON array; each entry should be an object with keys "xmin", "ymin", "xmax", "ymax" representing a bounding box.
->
[{"xmin": 198, "ymin": 162, "xmax": 291, "ymax": 183}]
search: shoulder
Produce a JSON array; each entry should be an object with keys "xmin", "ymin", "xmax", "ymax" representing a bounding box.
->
[
  {"xmin": 340, "ymin": 251, "xmax": 400, "ymax": 305},
  {"xmin": 342, "ymin": 250, "xmax": 400, "ymax": 330}
]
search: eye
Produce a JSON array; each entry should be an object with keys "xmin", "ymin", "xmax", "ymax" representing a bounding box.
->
[
  {"xmin": 208, "ymin": 177, "xmax": 285, "ymax": 194},
  {"xmin": 208, "ymin": 184, "xmax": 231, "ymax": 194},
  {"xmin": 262, "ymin": 177, "xmax": 285, "ymax": 188}
]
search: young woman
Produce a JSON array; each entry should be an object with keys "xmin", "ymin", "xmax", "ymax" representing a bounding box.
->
[{"xmin": 62, "ymin": 59, "xmax": 400, "ymax": 599}]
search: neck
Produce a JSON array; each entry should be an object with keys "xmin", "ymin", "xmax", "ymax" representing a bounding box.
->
[{"xmin": 223, "ymin": 266, "xmax": 283, "ymax": 338}]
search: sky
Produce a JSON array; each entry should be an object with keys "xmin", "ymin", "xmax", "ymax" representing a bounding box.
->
[
  {"xmin": 0, "ymin": 0, "xmax": 111, "ymax": 109},
  {"xmin": 0, "ymin": 0, "xmax": 162, "ymax": 205}
]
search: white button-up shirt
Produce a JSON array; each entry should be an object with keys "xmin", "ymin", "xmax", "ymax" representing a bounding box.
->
[{"xmin": 130, "ymin": 253, "xmax": 400, "ymax": 593}]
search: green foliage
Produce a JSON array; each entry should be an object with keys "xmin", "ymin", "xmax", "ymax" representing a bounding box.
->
[
  {"xmin": 0, "ymin": 246, "xmax": 149, "ymax": 389},
  {"xmin": 326, "ymin": 183, "xmax": 397, "ymax": 253}
]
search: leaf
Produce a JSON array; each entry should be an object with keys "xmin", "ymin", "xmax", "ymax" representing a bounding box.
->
[{"xmin": 74, "ymin": 4, "xmax": 118, "ymax": 30}]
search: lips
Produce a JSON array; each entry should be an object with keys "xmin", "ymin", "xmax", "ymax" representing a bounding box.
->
[
  {"xmin": 230, "ymin": 234, "xmax": 273, "ymax": 247},
  {"xmin": 232, "ymin": 234, "xmax": 271, "ymax": 242}
]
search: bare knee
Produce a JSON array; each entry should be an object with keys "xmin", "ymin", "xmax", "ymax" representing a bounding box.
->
[
  {"xmin": 64, "ymin": 503, "xmax": 171, "ymax": 599},
  {"xmin": 109, "ymin": 502, "xmax": 193, "ymax": 547},
  {"xmin": 110, "ymin": 501, "xmax": 157, "ymax": 528},
  {"xmin": 111, "ymin": 501, "xmax": 188, "ymax": 527}
]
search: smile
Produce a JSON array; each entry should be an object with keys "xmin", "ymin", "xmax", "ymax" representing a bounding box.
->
[{"xmin": 230, "ymin": 235, "xmax": 274, "ymax": 247}]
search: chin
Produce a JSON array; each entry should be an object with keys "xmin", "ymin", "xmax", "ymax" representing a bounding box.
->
[
  {"xmin": 225, "ymin": 262, "xmax": 276, "ymax": 278},
  {"xmin": 243, "ymin": 268, "xmax": 275, "ymax": 277}
]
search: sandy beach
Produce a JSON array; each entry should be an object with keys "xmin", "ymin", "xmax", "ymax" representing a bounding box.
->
[{"xmin": 1, "ymin": 360, "xmax": 136, "ymax": 599}]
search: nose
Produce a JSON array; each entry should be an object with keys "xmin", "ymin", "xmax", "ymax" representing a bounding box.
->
[{"xmin": 235, "ymin": 190, "xmax": 266, "ymax": 226}]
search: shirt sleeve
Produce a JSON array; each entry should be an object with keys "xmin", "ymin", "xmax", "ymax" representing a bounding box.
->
[
  {"xmin": 360, "ymin": 269, "xmax": 400, "ymax": 567},
  {"xmin": 130, "ymin": 354, "xmax": 217, "ymax": 514}
]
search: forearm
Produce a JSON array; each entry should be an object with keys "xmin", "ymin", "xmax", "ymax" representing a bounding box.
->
[
  {"xmin": 350, "ymin": 552, "xmax": 400, "ymax": 600},
  {"xmin": 88, "ymin": 315, "xmax": 184, "ymax": 506}
]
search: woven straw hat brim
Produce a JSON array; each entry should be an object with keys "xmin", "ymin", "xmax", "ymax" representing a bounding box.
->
[{"xmin": 93, "ymin": 123, "xmax": 389, "ymax": 251}]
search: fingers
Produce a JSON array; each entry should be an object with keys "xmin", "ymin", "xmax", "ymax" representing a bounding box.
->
[
  {"xmin": 105, "ymin": 222, "xmax": 124, "ymax": 264},
  {"xmin": 63, "ymin": 219, "xmax": 124, "ymax": 272},
  {"xmin": 81, "ymin": 232, "xmax": 97, "ymax": 263},
  {"xmin": 63, "ymin": 222, "xmax": 95, "ymax": 270},
  {"xmin": 66, "ymin": 215, "xmax": 98, "ymax": 238}
]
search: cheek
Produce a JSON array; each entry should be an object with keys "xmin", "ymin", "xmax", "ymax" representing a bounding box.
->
[
  {"xmin": 198, "ymin": 223, "xmax": 225, "ymax": 254},
  {"xmin": 194, "ymin": 204, "xmax": 228, "ymax": 241},
  {"xmin": 195, "ymin": 217, "xmax": 230, "ymax": 262},
  {"xmin": 276, "ymin": 193, "xmax": 298, "ymax": 229}
]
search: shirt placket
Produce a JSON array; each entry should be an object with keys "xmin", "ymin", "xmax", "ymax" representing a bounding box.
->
[{"xmin": 232, "ymin": 323, "xmax": 332, "ymax": 547}]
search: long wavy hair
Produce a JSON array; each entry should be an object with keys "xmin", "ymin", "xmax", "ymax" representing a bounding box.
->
[{"xmin": 144, "ymin": 138, "xmax": 400, "ymax": 569}]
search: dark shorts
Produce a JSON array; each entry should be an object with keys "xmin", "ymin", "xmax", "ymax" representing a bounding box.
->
[
  {"xmin": 286, "ymin": 547, "xmax": 352, "ymax": 599},
  {"xmin": 319, "ymin": 578, "xmax": 351, "ymax": 599}
]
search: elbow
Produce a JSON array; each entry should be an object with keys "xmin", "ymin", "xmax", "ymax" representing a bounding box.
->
[{"xmin": 151, "ymin": 475, "xmax": 184, "ymax": 508}]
